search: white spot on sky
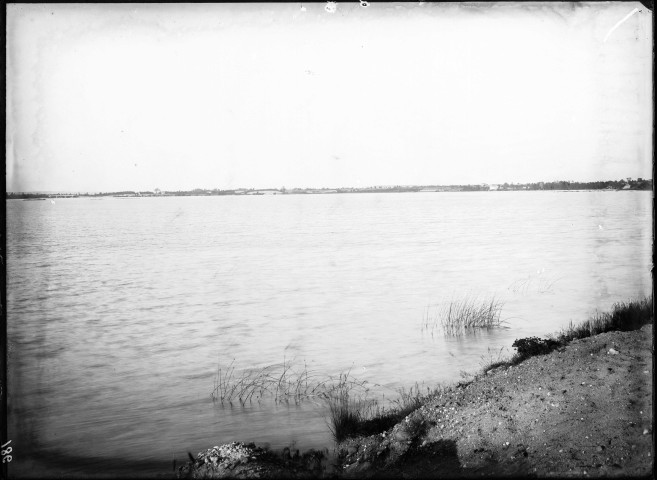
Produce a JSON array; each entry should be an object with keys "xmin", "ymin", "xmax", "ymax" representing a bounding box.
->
[{"xmin": 603, "ymin": 8, "xmax": 639, "ymax": 43}]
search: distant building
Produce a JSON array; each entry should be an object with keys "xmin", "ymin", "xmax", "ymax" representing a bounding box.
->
[
  {"xmin": 489, "ymin": 184, "xmax": 500, "ymax": 191},
  {"xmin": 245, "ymin": 189, "xmax": 283, "ymax": 195},
  {"xmin": 154, "ymin": 188, "xmax": 161, "ymax": 195}
]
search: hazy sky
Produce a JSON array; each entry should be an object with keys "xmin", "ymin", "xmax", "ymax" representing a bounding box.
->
[{"xmin": 6, "ymin": 2, "xmax": 653, "ymax": 192}]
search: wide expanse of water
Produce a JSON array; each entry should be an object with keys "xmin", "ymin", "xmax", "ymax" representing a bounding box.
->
[{"xmin": 6, "ymin": 191, "xmax": 652, "ymax": 477}]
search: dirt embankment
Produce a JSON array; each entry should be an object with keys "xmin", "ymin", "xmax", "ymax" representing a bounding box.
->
[
  {"xmin": 178, "ymin": 324, "xmax": 653, "ymax": 478},
  {"xmin": 339, "ymin": 324, "xmax": 653, "ymax": 478}
]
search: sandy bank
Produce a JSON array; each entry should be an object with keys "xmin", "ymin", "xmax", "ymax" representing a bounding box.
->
[{"xmin": 339, "ymin": 324, "xmax": 653, "ymax": 478}]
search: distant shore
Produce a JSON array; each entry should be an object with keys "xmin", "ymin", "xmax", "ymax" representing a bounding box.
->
[{"xmin": 6, "ymin": 178, "xmax": 653, "ymax": 200}]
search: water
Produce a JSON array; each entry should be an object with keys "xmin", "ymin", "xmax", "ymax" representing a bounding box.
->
[{"xmin": 6, "ymin": 191, "xmax": 652, "ymax": 477}]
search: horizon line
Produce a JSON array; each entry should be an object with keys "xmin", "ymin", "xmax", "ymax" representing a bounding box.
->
[{"xmin": 7, "ymin": 177, "xmax": 653, "ymax": 194}]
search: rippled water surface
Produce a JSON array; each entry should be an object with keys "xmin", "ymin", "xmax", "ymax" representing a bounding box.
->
[{"xmin": 7, "ymin": 191, "xmax": 652, "ymax": 477}]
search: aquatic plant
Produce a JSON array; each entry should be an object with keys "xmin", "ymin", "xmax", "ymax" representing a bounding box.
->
[
  {"xmin": 423, "ymin": 294, "xmax": 505, "ymax": 337},
  {"xmin": 211, "ymin": 358, "xmax": 370, "ymax": 406},
  {"xmin": 325, "ymin": 389, "xmax": 367, "ymax": 443},
  {"xmin": 212, "ymin": 359, "xmax": 273, "ymax": 405}
]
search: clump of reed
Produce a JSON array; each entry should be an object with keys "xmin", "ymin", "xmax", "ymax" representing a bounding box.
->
[
  {"xmin": 555, "ymin": 295, "xmax": 653, "ymax": 343},
  {"xmin": 212, "ymin": 359, "xmax": 272, "ymax": 405},
  {"xmin": 211, "ymin": 358, "xmax": 370, "ymax": 406},
  {"xmin": 324, "ymin": 382, "xmax": 441, "ymax": 442},
  {"xmin": 423, "ymin": 294, "xmax": 505, "ymax": 337},
  {"xmin": 325, "ymin": 389, "xmax": 368, "ymax": 443}
]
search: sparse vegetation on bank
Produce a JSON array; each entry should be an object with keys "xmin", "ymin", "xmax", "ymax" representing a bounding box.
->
[
  {"xmin": 555, "ymin": 295, "xmax": 653, "ymax": 341},
  {"xmin": 331, "ymin": 294, "xmax": 654, "ymax": 444},
  {"xmin": 479, "ymin": 294, "xmax": 654, "ymax": 374},
  {"xmin": 336, "ymin": 323, "xmax": 653, "ymax": 479}
]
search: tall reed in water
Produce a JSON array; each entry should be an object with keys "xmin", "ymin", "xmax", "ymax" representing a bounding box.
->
[
  {"xmin": 211, "ymin": 358, "xmax": 369, "ymax": 406},
  {"xmin": 423, "ymin": 294, "xmax": 505, "ymax": 337}
]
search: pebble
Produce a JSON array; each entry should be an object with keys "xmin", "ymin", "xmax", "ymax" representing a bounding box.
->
[{"xmin": 608, "ymin": 348, "xmax": 619, "ymax": 355}]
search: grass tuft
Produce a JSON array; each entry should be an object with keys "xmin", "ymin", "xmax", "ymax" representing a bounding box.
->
[
  {"xmin": 324, "ymin": 381, "xmax": 441, "ymax": 442},
  {"xmin": 325, "ymin": 391, "xmax": 366, "ymax": 443},
  {"xmin": 555, "ymin": 295, "xmax": 653, "ymax": 343},
  {"xmin": 424, "ymin": 294, "xmax": 505, "ymax": 337},
  {"xmin": 479, "ymin": 346, "xmax": 512, "ymax": 374}
]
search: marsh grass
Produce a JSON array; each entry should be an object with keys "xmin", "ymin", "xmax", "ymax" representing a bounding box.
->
[
  {"xmin": 212, "ymin": 358, "xmax": 370, "ymax": 406},
  {"xmin": 324, "ymin": 381, "xmax": 441, "ymax": 442},
  {"xmin": 554, "ymin": 295, "xmax": 653, "ymax": 343},
  {"xmin": 424, "ymin": 294, "xmax": 505, "ymax": 337},
  {"xmin": 325, "ymin": 389, "xmax": 368, "ymax": 443}
]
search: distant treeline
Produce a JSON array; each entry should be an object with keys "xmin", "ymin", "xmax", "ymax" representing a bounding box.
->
[
  {"xmin": 498, "ymin": 178, "xmax": 652, "ymax": 191},
  {"xmin": 6, "ymin": 178, "xmax": 652, "ymax": 199}
]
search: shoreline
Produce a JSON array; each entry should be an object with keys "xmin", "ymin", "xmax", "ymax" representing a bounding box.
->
[
  {"xmin": 178, "ymin": 319, "xmax": 653, "ymax": 478},
  {"xmin": 337, "ymin": 323, "xmax": 653, "ymax": 478}
]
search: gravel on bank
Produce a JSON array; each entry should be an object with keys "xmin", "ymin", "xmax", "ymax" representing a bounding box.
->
[{"xmin": 338, "ymin": 324, "xmax": 653, "ymax": 478}]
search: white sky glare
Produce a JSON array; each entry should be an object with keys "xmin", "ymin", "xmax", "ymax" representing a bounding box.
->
[{"xmin": 6, "ymin": 2, "xmax": 653, "ymax": 192}]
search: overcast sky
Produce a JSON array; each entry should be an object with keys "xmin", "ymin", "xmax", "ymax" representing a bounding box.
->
[{"xmin": 6, "ymin": 2, "xmax": 653, "ymax": 192}]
